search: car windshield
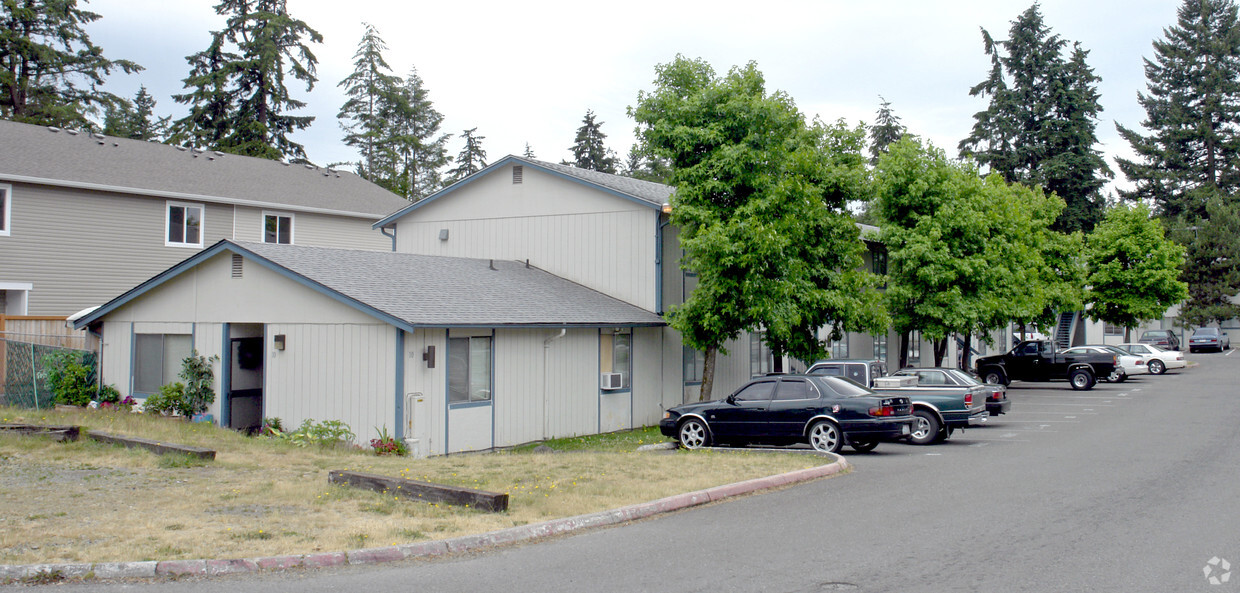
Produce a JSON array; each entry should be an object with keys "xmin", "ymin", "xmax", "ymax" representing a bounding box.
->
[
  {"xmin": 810, "ymin": 375, "xmax": 873, "ymax": 398},
  {"xmin": 1144, "ymin": 331, "xmax": 1169, "ymax": 338},
  {"xmin": 1194, "ymin": 328, "xmax": 1219, "ymax": 336}
]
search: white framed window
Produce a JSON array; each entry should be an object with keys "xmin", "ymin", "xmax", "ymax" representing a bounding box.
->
[
  {"xmin": 828, "ymin": 334, "xmax": 850, "ymax": 359},
  {"xmin": 133, "ymin": 333, "xmax": 193, "ymax": 394},
  {"xmin": 262, "ymin": 211, "xmax": 294, "ymax": 244},
  {"xmin": 600, "ymin": 330, "xmax": 632, "ymax": 390},
  {"xmin": 873, "ymin": 333, "xmax": 888, "ymax": 361},
  {"xmin": 1104, "ymin": 323, "xmax": 1124, "ymax": 336},
  {"xmin": 165, "ymin": 201, "xmax": 204, "ymax": 248},
  {"xmin": 0, "ymin": 183, "xmax": 11, "ymax": 236},
  {"xmin": 449, "ymin": 336, "xmax": 492, "ymax": 405},
  {"xmin": 907, "ymin": 330, "xmax": 922, "ymax": 364}
]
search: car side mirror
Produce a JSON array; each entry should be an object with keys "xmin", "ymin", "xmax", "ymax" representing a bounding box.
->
[{"xmin": 725, "ymin": 394, "xmax": 736, "ymax": 405}]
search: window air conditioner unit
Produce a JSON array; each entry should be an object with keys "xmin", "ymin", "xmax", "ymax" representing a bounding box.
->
[{"xmin": 600, "ymin": 372, "xmax": 623, "ymax": 390}]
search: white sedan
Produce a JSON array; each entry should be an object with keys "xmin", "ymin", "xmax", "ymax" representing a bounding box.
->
[
  {"xmin": 1064, "ymin": 345, "xmax": 1148, "ymax": 381},
  {"xmin": 1116, "ymin": 342, "xmax": 1187, "ymax": 375}
]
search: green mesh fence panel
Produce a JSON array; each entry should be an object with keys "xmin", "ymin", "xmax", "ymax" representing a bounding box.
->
[{"xmin": 2, "ymin": 341, "xmax": 97, "ymax": 409}]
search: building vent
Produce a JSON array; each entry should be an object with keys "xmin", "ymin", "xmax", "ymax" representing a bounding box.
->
[
  {"xmin": 513, "ymin": 165, "xmax": 523, "ymax": 184},
  {"xmin": 231, "ymin": 254, "xmax": 243, "ymax": 278}
]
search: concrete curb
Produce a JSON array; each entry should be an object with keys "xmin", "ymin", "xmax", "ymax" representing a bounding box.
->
[{"xmin": 0, "ymin": 454, "xmax": 849, "ymax": 583}]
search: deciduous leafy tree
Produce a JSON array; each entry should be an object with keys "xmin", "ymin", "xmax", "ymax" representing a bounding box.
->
[
  {"xmin": 565, "ymin": 109, "xmax": 618, "ymax": 173},
  {"xmin": 171, "ymin": 0, "xmax": 322, "ymax": 161},
  {"xmin": 1085, "ymin": 203, "xmax": 1189, "ymax": 339},
  {"xmin": 446, "ymin": 127, "xmax": 486, "ymax": 183},
  {"xmin": 0, "ymin": 0, "xmax": 142, "ymax": 128},
  {"xmin": 631, "ymin": 56, "xmax": 886, "ymax": 400},
  {"xmin": 1116, "ymin": 0, "xmax": 1240, "ymax": 220},
  {"xmin": 959, "ymin": 4, "xmax": 1111, "ymax": 233}
]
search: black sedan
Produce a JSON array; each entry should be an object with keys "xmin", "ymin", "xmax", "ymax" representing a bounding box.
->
[
  {"xmin": 893, "ymin": 367, "xmax": 1012, "ymax": 416},
  {"xmin": 659, "ymin": 374, "xmax": 916, "ymax": 453}
]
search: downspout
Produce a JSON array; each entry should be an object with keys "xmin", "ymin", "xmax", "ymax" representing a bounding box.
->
[
  {"xmin": 380, "ymin": 225, "xmax": 396, "ymax": 252},
  {"xmin": 542, "ymin": 328, "xmax": 566, "ymax": 440},
  {"xmin": 656, "ymin": 207, "xmax": 672, "ymax": 315}
]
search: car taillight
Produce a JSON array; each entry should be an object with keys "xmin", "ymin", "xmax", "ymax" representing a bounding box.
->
[
  {"xmin": 965, "ymin": 392, "xmax": 973, "ymax": 405},
  {"xmin": 868, "ymin": 406, "xmax": 897, "ymax": 417},
  {"xmin": 1136, "ymin": 360, "xmax": 1145, "ymax": 365}
]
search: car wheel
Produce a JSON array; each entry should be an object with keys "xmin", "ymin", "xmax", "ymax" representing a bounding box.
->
[
  {"xmin": 909, "ymin": 410, "xmax": 943, "ymax": 445},
  {"xmin": 1148, "ymin": 359, "xmax": 1166, "ymax": 375},
  {"xmin": 849, "ymin": 440, "xmax": 879, "ymax": 453},
  {"xmin": 677, "ymin": 418, "xmax": 710, "ymax": 450},
  {"xmin": 1108, "ymin": 370, "xmax": 1127, "ymax": 383},
  {"xmin": 982, "ymin": 368, "xmax": 1007, "ymax": 386},
  {"xmin": 807, "ymin": 420, "xmax": 843, "ymax": 453},
  {"xmin": 1190, "ymin": 347, "xmax": 1198, "ymax": 354},
  {"xmin": 1069, "ymin": 368, "xmax": 1096, "ymax": 390}
]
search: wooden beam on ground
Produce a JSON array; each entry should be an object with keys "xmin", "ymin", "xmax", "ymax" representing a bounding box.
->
[
  {"xmin": 87, "ymin": 430, "xmax": 216, "ymax": 460},
  {"xmin": 0, "ymin": 423, "xmax": 81, "ymax": 442},
  {"xmin": 329, "ymin": 470, "xmax": 509, "ymax": 512}
]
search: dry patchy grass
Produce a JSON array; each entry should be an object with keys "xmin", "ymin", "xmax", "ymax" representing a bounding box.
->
[{"xmin": 0, "ymin": 407, "xmax": 833, "ymax": 564}]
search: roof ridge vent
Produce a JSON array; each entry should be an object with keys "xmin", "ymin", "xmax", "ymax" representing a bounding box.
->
[
  {"xmin": 304, "ymin": 164, "xmax": 315, "ymax": 170},
  {"xmin": 213, "ymin": 151, "xmax": 224, "ymax": 157},
  {"xmin": 92, "ymin": 132, "xmax": 105, "ymax": 139},
  {"xmin": 176, "ymin": 146, "xmax": 188, "ymax": 151},
  {"xmin": 65, "ymin": 129, "xmax": 78, "ymax": 136},
  {"xmin": 47, "ymin": 126, "xmax": 60, "ymax": 133},
  {"xmin": 282, "ymin": 162, "xmax": 290, "ymax": 166}
]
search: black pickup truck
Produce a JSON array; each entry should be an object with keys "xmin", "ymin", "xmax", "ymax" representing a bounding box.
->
[{"xmin": 974, "ymin": 340, "xmax": 1119, "ymax": 391}]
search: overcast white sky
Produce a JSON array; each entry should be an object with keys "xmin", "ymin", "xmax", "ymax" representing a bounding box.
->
[{"xmin": 85, "ymin": 0, "xmax": 1180, "ymax": 192}]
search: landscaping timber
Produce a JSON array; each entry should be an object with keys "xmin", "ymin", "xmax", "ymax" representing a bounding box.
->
[
  {"xmin": 329, "ymin": 470, "xmax": 509, "ymax": 512},
  {"xmin": 87, "ymin": 430, "xmax": 216, "ymax": 460},
  {"xmin": 0, "ymin": 423, "xmax": 81, "ymax": 442}
]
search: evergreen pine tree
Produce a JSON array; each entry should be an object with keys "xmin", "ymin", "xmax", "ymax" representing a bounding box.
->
[
  {"xmin": 869, "ymin": 96, "xmax": 906, "ymax": 165},
  {"xmin": 622, "ymin": 144, "xmax": 671, "ymax": 183},
  {"xmin": 1115, "ymin": 0, "xmax": 1240, "ymax": 221},
  {"xmin": 446, "ymin": 128, "xmax": 487, "ymax": 183},
  {"xmin": 337, "ymin": 23, "xmax": 400, "ymax": 180},
  {"xmin": 565, "ymin": 110, "xmax": 618, "ymax": 173},
  {"xmin": 0, "ymin": 0, "xmax": 142, "ymax": 128},
  {"xmin": 523, "ymin": 143, "xmax": 536, "ymax": 159},
  {"xmin": 382, "ymin": 67, "xmax": 451, "ymax": 200},
  {"xmin": 103, "ymin": 86, "xmax": 168, "ymax": 140},
  {"xmin": 171, "ymin": 0, "xmax": 322, "ymax": 161},
  {"xmin": 959, "ymin": 4, "xmax": 1111, "ymax": 233}
]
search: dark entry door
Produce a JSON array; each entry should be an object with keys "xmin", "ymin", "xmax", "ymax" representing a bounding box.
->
[{"xmin": 227, "ymin": 337, "xmax": 263, "ymax": 433}]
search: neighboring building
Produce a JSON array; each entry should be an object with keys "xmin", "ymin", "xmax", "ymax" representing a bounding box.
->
[
  {"xmin": 0, "ymin": 119, "xmax": 410, "ymax": 317},
  {"xmin": 75, "ymin": 240, "xmax": 665, "ymax": 455}
]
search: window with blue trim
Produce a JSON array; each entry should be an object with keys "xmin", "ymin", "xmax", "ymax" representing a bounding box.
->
[
  {"xmin": 600, "ymin": 331, "xmax": 631, "ymax": 389},
  {"xmin": 133, "ymin": 334, "xmax": 192, "ymax": 394},
  {"xmin": 449, "ymin": 337, "xmax": 491, "ymax": 404},
  {"xmin": 683, "ymin": 345, "xmax": 704, "ymax": 383}
]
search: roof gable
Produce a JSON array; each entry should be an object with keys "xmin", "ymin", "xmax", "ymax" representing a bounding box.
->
[
  {"xmin": 374, "ymin": 156, "xmax": 672, "ymax": 228},
  {"xmin": 0, "ymin": 119, "xmax": 410, "ymax": 218}
]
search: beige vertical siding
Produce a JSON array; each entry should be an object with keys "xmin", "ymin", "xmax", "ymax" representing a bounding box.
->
[
  {"xmin": 402, "ymin": 328, "xmax": 446, "ymax": 456},
  {"xmin": 631, "ymin": 326, "xmax": 666, "ymax": 426},
  {"xmin": 193, "ymin": 322, "xmax": 225, "ymax": 416},
  {"xmin": 99, "ymin": 321, "xmax": 133, "ymax": 397},
  {"xmin": 263, "ymin": 323, "xmax": 396, "ymax": 447},
  {"xmin": 392, "ymin": 167, "xmax": 659, "ymax": 311}
]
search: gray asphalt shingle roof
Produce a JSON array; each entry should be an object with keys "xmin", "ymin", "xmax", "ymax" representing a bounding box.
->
[
  {"xmin": 0, "ymin": 119, "xmax": 410, "ymax": 217},
  {"xmin": 233, "ymin": 241, "xmax": 666, "ymax": 328}
]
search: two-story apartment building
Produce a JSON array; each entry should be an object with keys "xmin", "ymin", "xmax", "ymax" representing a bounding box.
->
[{"xmin": 0, "ymin": 118, "xmax": 409, "ymax": 317}]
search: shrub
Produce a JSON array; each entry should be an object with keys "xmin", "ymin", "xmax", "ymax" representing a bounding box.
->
[
  {"xmin": 142, "ymin": 383, "xmax": 184, "ymax": 416},
  {"xmin": 41, "ymin": 351, "xmax": 95, "ymax": 407},
  {"xmin": 279, "ymin": 419, "xmax": 355, "ymax": 448},
  {"xmin": 369, "ymin": 426, "xmax": 408, "ymax": 456},
  {"xmin": 178, "ymin": 351, "xmax": 219, "ymax": 416},
  {"xmin": 260, "ymin": 417, "xmax": 284, "ymax": 437},
  {"xmin": 96, "ymin": 384, "xmax": 121, "ymax": 404}
]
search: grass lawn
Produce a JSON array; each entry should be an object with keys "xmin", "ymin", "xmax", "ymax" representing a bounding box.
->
[{"xmin": 0, "ymin": 407, "xmax": 837, "ymax": 565}]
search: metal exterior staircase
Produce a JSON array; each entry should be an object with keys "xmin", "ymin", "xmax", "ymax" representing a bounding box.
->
[{"xmin": 1054, "ymin": 311, "xmax": 1076, "ymax": 349}]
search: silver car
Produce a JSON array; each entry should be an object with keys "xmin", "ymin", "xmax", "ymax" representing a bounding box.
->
[{"xmin": 1188, "ymin": 327, "xmax": 1231, "ymax": 353}]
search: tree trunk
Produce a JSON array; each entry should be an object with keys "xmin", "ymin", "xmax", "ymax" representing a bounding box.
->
[
  {"xmin": 898, "ymin": 331, "xmax": 909, "ymax": 369},
  {"xmin": 933, "ymin": 337, "xmax": 949, "ymax": 367},
  {"xmin": 1124, "ymin": 326, "xmax": 1132, "ymax": 342},
  {"xmin": 960, "ymin": 334, "xmax": 974, "ymax": 371},
  {"xmin": 699, "ymin": 346, "xmax": 718, "ymax": 402}
]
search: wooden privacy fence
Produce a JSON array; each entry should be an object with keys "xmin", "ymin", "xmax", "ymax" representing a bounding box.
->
[{"xmin": 0, "ymin": 315, "xmax": 100, "ymax": 400}]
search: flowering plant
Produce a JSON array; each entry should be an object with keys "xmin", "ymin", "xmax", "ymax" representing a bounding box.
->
[{"xmin": 370, "ymin": 426, "xmax": 408, "ymax": 456}]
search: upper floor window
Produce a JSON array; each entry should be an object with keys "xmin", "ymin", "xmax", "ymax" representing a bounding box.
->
[
  {"xmin": 873, "ymin": 333, "xmax": 888, "ymax": 362},
  {"xmin": 0, "ymin": 184, "xmax": 10, "ymax": 236},
  {"xmin": 750, "ymin": 330, "xmax": 774, "ymax": 376},
  {"xmin": 907, "ymin": 330, "xmax": 922, "ymax": 364},
  {"xmin": 166, "ymin": 201, "xmax": 203, "ymax": 248},
  {"xmin": 1104, "ymin": 323, "xmax": 1124, "ymax": 336},
  {"xmin": 263, "ymin": 212, "xmax": 293, "ymax": 244}
]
